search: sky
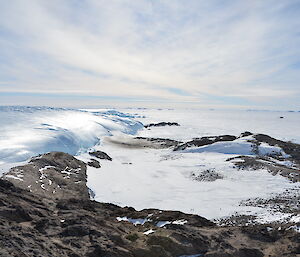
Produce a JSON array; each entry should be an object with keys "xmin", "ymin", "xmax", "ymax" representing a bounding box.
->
[{"xmin": 0, "ymin": 0, "xmax": 299, "ymax": 109}]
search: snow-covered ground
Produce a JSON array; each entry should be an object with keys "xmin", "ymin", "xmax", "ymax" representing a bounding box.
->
[
  {"xmin": 80, "ymin": 134, "xmax": 298, "ymax": 221},
  {"xmin": 1, "ymin": 106, "xmax": 299, "ymax": 222}
]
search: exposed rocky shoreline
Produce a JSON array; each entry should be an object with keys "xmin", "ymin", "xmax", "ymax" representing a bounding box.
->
[{"xmin": 1, "ymin": 132, "xmax": 299, "ymax": 257}]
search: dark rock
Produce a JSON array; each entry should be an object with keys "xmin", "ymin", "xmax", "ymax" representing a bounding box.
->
[
  {"xmin": 57, "ymin": 199, "xmax": 96, "ymax": 212},
  {"xmin": 125, "ymin": 233, "xmax": 139, "ymax": 242},
  {"xmin": 87, "ymin": 159, "xmax": 101, "ymax": 168},
  {"xmin": 132, "ymin": 246, "xmax": 169, "ymax": 257},
  {"xmin": 191, "ymin": 169, "xmax": 223, "ymax": 182},
  {"xmin": 174, "ymin": 135, "xmax": 237, "ymax": 151},
  {"xmin": 88, "ymin": 188, "xmax": 96, "ymax": 200},
  {"xmin": 147, "ymin": 235, "xmax": 186, "ymax": 256},
  {"xmin": 0, "ymin": 206, "xmax": 32, "ymax": 223},
  {"xmin": 174, "ymin": 137, "xmax": 213, "ymax": 151},
  {"xmin": 60, "ymin": 225, "xmax": 91, "ymax": 237},
  {"xmin": 0, "ymin": 179, "xmax": 21, "ymax": 193},
  {"xmin": 205, "ymin": 253, "xmax": 232, "ymax": 257},
  {"xmin": 241, "ymin": 225, "xmax": 282, "ymax": 242},
  {"xmin": 144, "ymin": 122, "xmax": 180, "ymax": 128},
  {"xmin": 113, "ymin": 207, "xmax": 215, "ymax": 228},
  {"xmin": 86, "ymin": 245, "xmax": 104, "ymax": 257},
  {"xmin": 205, "ymin": 247, "xmax": 263, "ymax": 257},
  {"xmin": 3, "ymin": 152, "xmax": 89, "ymax": 200},
  {"xmin": 235, "ymin": 248, "xmax": 264, "ymax": 257},
  {"xmin": 216, "ymin": 135, "xmax": 237, "ymax": 141},
  {"xmin": 134, "ymin": 137, "xmax": 182, "ymax": 149},
  {"xmin": 239, "ymin": 131, "xmax": 253, "ymax": 137},
  {"xmin": 34, "ymin": 218, "xmax": 50, "ymax": 232},
  {"xmin": 89, "ymin": 151, "xmax": 112, "ymax": 161}
]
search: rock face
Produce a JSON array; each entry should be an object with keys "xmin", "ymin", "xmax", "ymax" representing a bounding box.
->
[
  {"xmin": 0, "ymin": 151, "xmax": 299, "ymax": 256},
  {"xmin": 3, "ymin": 152, "xmax": 89, "ymax": 200},
  {"xmin": 87, "ymin": 159, "xmax": 101, "ymax": 168},
  {"xmin": 89, "ymin": 150, "xmax": 113, "ymax": 161}
]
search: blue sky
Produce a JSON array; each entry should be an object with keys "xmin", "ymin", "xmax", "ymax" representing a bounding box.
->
[{"xmin": 0, "ymin": 0, "xmax": 299, "ymax": 109}]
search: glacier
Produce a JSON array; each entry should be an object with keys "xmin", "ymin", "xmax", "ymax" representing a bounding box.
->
[{"xmin": 0, "ymin": 106, "xmax": 143, "ymax": 172}]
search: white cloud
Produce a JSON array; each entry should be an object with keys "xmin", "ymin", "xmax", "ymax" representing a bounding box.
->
[{"xmin": 0, "ymin": 0, "xmax": 299, "ymax": 108}]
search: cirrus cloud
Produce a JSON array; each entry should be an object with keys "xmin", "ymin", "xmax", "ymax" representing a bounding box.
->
[{"xmin": 0, "ymin": 0, "xmax": 299, "ymax": 109}]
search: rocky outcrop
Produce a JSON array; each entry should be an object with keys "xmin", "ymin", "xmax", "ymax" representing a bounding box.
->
[
  {"xmin": 227, "ymin": 155, "xmax": 300, "ymax": 182},
  {"xmin": 3, "ymin": 152, "xmax": 89, "ymax": 200},
  {"xmin": 174, "ymin": 135, "xmax": 237, "ymax": 151},
  {"xmin": 254, "ymin": 133, "xmax": 300, "ymax": 163},
  {"xmin": 0, "ymin": 152, "xmax": 299, "ymax": 257},
  {"xmin": 89, "ymin": 150, "xmax": 112, "ymax": 161},
  {"xmin": 0, "ymin": 177, "xmax": 299, "ymax": 257},
  {"xmin": 134, "ymin": 137, "xmax": 182, "ymax": 149},
  {"xmin": 220, "ymin": 132, "xmax": 300, "ymax": 182},
  {"xmin": 191, "ymin": 169, "xmax": 224, "ymax": 182},
  {"xmin": 239, "ymin": 131, "xmax": 253, "ymax": 138},
  {"xmin": 144, "ymin": 122, "xmax": 180, "ymax": 128},
  {"xmin": 87, "ymin": 159, "xmax": 101, "ymax": 168},
  {"xmin": 0, "ymin": 151, "xmax": 299, "ymax": 256}
]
